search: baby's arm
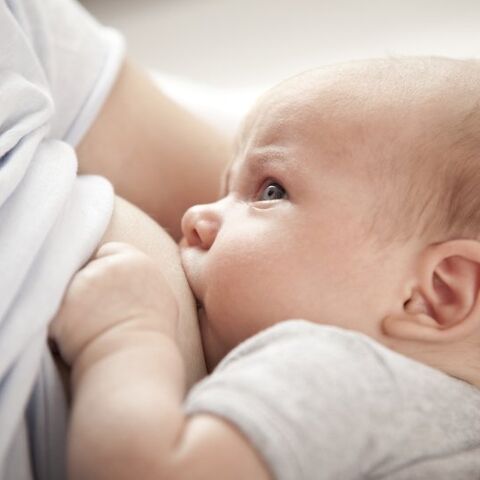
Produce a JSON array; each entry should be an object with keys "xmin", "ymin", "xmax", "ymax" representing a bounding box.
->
[
  {"xmin": 52, "ymin": 243, "xmax": 270, "ymax": 480},
  {"xmin": 76, "ymin": 59, "xmax": 231, "ymax": 240},
  {"xmin": 96, "ymin": 195, "xmax": 205, "ymax": 387}
]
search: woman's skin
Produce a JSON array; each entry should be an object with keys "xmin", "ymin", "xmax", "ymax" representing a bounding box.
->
[
  {"xmin": 65, "ymin": 58, "xmax": 231, "ymax": 386},
  {"xmin": 97, "ymin": 195, "xmax": 206, "ymax": 387},
  {"xmin": 76, "ymin": 58, "xmax": 231, "ymax": 240}
]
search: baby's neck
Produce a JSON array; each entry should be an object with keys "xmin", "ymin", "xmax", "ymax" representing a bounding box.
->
[
  {"xmin": 426, "ymin": 353, "xmax": 480, "ymax": 389},
  {"xmin": 389, "ymin": 339, "xmax": 480, "ymax": 389},
  {"xmin": 440, "ymin": 361, "xmax": 480, "ymax": 390}
]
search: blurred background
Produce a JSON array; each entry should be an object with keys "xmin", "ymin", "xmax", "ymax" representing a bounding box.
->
[
  {"xmin": 80, "ymin": 0, "xmax": 480, "ymax": 132},
  {"xmin": 81, "ymin": 0, "xmax": 480, "ymax": 89}
]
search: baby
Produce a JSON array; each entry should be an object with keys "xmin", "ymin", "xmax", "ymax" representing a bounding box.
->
[{"xmin": 52, "ymin": 57, "xmax": 480, "ymax": 479}]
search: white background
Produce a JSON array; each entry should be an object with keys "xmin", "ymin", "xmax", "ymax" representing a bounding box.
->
[{"xmin": 81, "ymin": 0, "xmax": 480, "ymax": 90}]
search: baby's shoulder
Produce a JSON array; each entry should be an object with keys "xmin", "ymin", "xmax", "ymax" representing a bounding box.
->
[
  {"xmin": 216, "ymin": 320, "xmax": 477, "ymax": 403},
  {"xmin": 219, "ymin": 319, "xmax": 402, "ymax": 374},
  {"xmin": 187, "ymin": 321, "xmax": 480, "ymax": 480}
]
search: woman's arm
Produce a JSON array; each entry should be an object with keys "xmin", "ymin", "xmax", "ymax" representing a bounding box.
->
[{"xmin": 76, "ymin": 58, "xmax": 231, "ymax": 240}]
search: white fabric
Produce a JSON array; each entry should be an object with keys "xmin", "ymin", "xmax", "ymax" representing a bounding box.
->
[{"xmin": 0, "ymin": 0, "xmax": 124, "ymax": 478}]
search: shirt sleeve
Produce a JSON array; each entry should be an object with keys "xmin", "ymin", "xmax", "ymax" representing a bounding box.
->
[
  {"xmin": 8, "ymin": 0, "xmax": 125, "ymax": 145},
  {"xmin": 0, "ymin": 1, "xmax": 119, "ymax": 477},
  {"xmin": 184, "ymin": 320, "xmax": 398, "ymax": 480}
]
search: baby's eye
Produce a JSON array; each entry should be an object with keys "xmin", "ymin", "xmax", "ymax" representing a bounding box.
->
[{"xmin": 258, "ymin": 182, "xmax": 287, "ymax": 201}]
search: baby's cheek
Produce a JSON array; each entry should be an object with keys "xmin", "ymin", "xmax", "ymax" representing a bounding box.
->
[
  {"xmin": 204, "ymin": 240, "xmax": 290, "ymax": 349},
  {"xmin": 204, "ymin": 250, "xmax": 255, "ymax": 344}
]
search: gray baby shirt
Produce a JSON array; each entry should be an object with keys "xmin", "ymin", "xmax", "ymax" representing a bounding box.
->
[{"xmin": 184, "ymin": 320, "xmax": 480, "ymax": 480}]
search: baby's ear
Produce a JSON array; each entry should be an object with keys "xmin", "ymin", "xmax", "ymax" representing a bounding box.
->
[{"xmin": 382, "ymin": 240, "xmax": 480, "ymax": 344}]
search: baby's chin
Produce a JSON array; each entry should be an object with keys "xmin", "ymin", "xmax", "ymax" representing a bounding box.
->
[
  {"xmin": 196, "ymin": 307, "xmax": 215, "ymax": 372},
  {"xmin": 196, "ymin": 306, "xmax": 230, "ymax": 372}
]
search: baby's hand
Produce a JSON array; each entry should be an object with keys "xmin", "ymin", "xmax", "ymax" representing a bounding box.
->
[{"xmin": 49, "ymin": 242, "xmax": 178, "ymax": 366}]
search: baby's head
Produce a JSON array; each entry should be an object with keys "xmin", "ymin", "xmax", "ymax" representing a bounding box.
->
[{"xmin": 181, "ymin": 57, "xmax": 480, "ymax": 383}]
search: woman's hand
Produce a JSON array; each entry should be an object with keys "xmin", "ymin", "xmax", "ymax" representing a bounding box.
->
[{"xmin": 49, "ymin": 241, "xmax": 178, "ymax": 366}]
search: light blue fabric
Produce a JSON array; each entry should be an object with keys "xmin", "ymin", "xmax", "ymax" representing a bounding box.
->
[{"xmin": 0, "ymin": 0, "xmax": 124, "ymax": 478}]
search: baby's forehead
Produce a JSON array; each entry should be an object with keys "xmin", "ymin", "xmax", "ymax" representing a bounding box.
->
[
  {"xmin": 239, "ymin": 62, "xmax": 466, "ymax": 157},
  {"xmin": 235, "ymin": 76, "xmax": 386, "ymax": 171},
  {"xmin": 234, "ymin": 57, "xmax": 480, "ymax": 195}
]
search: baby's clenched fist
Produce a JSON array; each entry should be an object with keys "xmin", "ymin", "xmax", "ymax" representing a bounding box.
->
[{"xmin": 49, "ymin": 242, "xmax": 179, "ymax": 365}]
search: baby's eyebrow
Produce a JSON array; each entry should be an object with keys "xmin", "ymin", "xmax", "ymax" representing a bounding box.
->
[
  {"xmin": 221, "ymin": 146, "xmax": 290, "ymax": 196},
  {"xmin": 247, "ymin": 147, "xmax": 291, "ymax": 180},
  {"xmin": 250, "ymin": 147, "xmax": 289, "ymax": 167}
]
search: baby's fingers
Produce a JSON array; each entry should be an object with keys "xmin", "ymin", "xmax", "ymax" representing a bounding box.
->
[
  {"xmin": 48, "ymin": 259, "xmax": 107, "ymax": 362},
  {"xmin": 48, "ymin": 278, "xmax": 83, "ymax": 364}
]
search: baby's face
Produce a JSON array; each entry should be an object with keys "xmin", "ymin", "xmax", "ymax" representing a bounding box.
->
[{"xmin": 181, "ymin": 73, "xmax": 403, "ymax": 369}]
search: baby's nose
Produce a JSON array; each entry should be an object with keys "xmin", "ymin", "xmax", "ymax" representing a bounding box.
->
[{"xmin": 181, "ymin": 204, "xmax": 220, "ymax": 250}]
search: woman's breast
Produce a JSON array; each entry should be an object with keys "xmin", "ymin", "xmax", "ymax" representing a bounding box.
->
[{"xmin": 95, "ymin": 195, "xmax": 207, "ymax": 388}]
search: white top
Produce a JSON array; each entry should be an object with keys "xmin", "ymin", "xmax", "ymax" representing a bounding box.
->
[
  {"xmin": 186, "ymin": 320, "xmax": 480, "ymax": 480},
  {"xmin": 0, "ymin": 0, "xmax": 124, "ymax": 478}
]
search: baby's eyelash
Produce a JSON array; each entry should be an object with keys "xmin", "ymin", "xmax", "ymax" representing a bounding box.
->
[
  {"xmin": 224, "ymin": 169, "xmax": 288, "ymax": 202},
  {"xmin": 254, "ymin": 178, "xmax": 287, "ymax": 201}
]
